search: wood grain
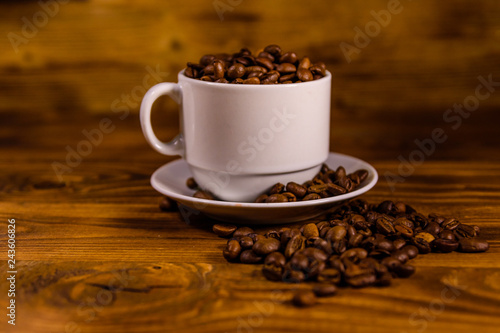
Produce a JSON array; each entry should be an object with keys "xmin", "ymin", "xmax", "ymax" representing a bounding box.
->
[{"xmin": 1, "ymin": 0, "xmax": 500, "ymax": 332}]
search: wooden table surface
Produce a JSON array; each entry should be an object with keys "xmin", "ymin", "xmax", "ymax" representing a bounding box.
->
[
  {"xmin": 1, "ymin": 109, "xmax": 499, "ymax": 333},
  {"xmin": 1, "ymin": 0, "xmax": 500, "ymax": 332}
]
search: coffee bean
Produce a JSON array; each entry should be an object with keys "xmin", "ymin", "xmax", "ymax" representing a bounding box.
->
[
  {"xmin": 414, "ymin": 232, "xmax": 435, "ymax": 244},
  {"xmin": 412, "ymin": 237, "xmax": 432, "ymax": 254},
  {"xmin": 240, "ymin": 250, "xmax": 263, "ymax": 264},
  {"xmin": 269, "ymin": 183, "xmax": 285, "ymax": 194},
  {"xmin": 454, "ymin": 224, "xmax": 477, "ymax": 238},
  {"xmin": 233, "ymin": 227, "xmax": 254, "ymax": 238},
  {"xmin": 313, "ymin": 284, "xmax": 337, "ymax": 297},
  {"xmin": 282, "ymin": 269, "xmax": 306, "ymax": 283},
  {"xmin": 223, "ymin": 239, "xmax": 241, "ymax": 261},
  {"xmin": 402, "ymin": 245, "xmax": 419, "ymax": 259},
  {"xmin": 286, "ymin": 182, "xmax": 307, "ymax": 198},
  {"xmin": 439, "ymin": 229, "xmax": 457, "ymax": 241},
  {"xmin": 262, "ymin": 253, "xmax": 285, "ymax": 281},
  {"xmin": 433, "ymin": 238, "xmax": 459, "ymax": 253},
  {"xmin": 292, "ymin": 290, "xmax": 317, "ymax": 307},
  {"xmin": 212, "ymin": 223, "xmax": 237, "ymax": 237},
  {"xmin": 265, "ymin": 193, "xmax": 288, "ymax": 203},
  {"xmin": 376, "ymin": 218, "xmax": 395, "ymax": 235},
  {"xmin": 242, "ymin": 77, "xmax": 260, "ymax": 84},
  {"xmin": 200, "ymin": 75, "xmax": 213, "ymax": 82},
  {"xmin": 393, "ymin": 238, "xmax": 407, "ymax": 251},
  {"xmin": 442, "ymin": 218, "xmax": 460, "ymax": 230},
  {"xmin": 303, "ymin": 193, "xmax": 321, "ymax": 201},
  {"xmin": 345, "ymin": 265, "xmax": 376, "ymax": 288},
  {"xmin": 159, "ymin": 196, "xmax": 177, "ymax": 212},
  {"xmin": 298, "ymin": 57, "xmax": 311, "ymax": 69},
  {"xmin": 302, "ymin": 223, "xmax": 319, "ymax": 239},
  {"xmin": 239, "ymin": 236, "xmax": 254, "ymax": 249},
  {"xmin": 297, "ymin": 68, "xmax": 313, "ymax": 82},
  {"xmin": 253, "ymin": 238, "xmax": 281, "ymax": 256},
  {"xmin": 276, "ymin": 63, "xmax": 297, "ymax": 74},
  {"xmin": 393, "ymin": 264, "xmax": 415, "ymax": 278},
  {"xmin": 193, "ymin": 190, "xmax": 215, "ymax": 200},
  {"xmin": 279, "ymin": 52, "xmax": 298, "ymax": 64},
  {"xmin": 227, "ymin": 63, "xmax": 246, "ymax": 79},
  {"xmin": 458, "ymin": 238, "xmax": 489, "ymax": 253},
  {"xmin": 289, "ymin": 253, "xmax": 309, "ymax": 271},
  {"xmin": 326, "ymin": 226, "xmax": 347, "ymax": 242},
  {"xmin": 317, "ymin": 268, "xmax": 341, "ymax": 284},
  {"xmin": 264, "ymin": 44, "xmax": 282, "ymax": 57},
  {"xmin": 285, "ymin": 235, "xmax": 305, "ymax": 258},
  {"xmin": 254, "ymin": 194, "xmax": 268, "ymax": 203}
]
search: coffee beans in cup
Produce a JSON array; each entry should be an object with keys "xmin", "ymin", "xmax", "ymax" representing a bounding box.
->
[{"xmin": 184, "ymin": 44, "xmax": 327, "ymax": 84}]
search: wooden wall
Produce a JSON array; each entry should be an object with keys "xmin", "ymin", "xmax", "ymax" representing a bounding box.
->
[{"xmin": 1, "ymin": 0, "xmax": 499, "ymax": 129}]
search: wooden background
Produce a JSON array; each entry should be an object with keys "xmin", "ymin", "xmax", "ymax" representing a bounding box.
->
[{"xmin": 1, "ymin": 0, "xmax": 500, "ymax": 332}]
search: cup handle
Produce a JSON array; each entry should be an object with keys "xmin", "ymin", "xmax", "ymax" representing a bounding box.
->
[{"xmin": 140, "ymin": 82, "xmax": 184, "ymax": 156}]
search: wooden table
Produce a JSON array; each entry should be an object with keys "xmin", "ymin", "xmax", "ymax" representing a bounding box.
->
[
  {"xmin": 1, "ymin": 0, "xmax": 500, "ymax": 332},
  {"xmin": 1, "ymin": 107, "xmax": 499, "ymax": 332}
]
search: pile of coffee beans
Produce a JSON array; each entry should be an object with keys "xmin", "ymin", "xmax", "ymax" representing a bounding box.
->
[
  {"xmin": 214, "ymin": 199, "xmax": 489, "ymax": 307},
  {"xmin": 254, "ymin": 164, "xmax": 368, "ymax": 203},
  {"xmin": 186, "ymin": 163, "xmax": 368, "ymax": 202},
  {"xmin": 184, "ymin": 44, "xmax": 327, "ymax": 84}
]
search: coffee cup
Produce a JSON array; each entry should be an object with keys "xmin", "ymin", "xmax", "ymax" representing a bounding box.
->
[{"xmin": 140, "ymin": 70, "xmax": 332, "ymax": 202}]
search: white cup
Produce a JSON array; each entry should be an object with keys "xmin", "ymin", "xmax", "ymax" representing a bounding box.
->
[{"xmin": 140, "ymin": 70, "xmax": 332, "ymax": 202}]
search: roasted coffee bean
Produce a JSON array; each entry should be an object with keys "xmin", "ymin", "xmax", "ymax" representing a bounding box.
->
[
  {"xmin": 292, "ymin": 290, "xmax": 317, "ymax": 307},
  {"xmin": 227, "ymin": 63, "xmax": 246, "ymax": 79},
  {"xmin": 276, "ymin": 63, "xmax": 297, "ymax": 74},
  {"xmin": 326, "ymin": 226, "xmax": 347, "ymax": 242},
  {"xmin": 212, "ymin": 223, "xmax": 237, "ymax": 237},
  {"xmin": 233, "ymin": 227, "xmax": 254, "ymax": 238},
  {"xmin": 454, "ymin": 224, "xmax": 477, "ymax": 238},
  {"xmin": 302, "ymin": 223, "xmax": 319, "ymax": 238},
  {"xmin": 348, "ymin": 233, "xmax": 363, "ymax": 248},
  {"xmin": 424, "ymin": 222, "xmax": 441, "ymax": 236},
  {"xmin": 286, "ymin": 182, "xmax": 307, "ymax": 198},
  {"xmin": 303, "ymin": 193, "xmax": 322, "ymax": 201},
  {"xmin": 313, "ymin": 238, "xmax": 333, "ymax": 255},
  {"xmin": 239, "ymin": 236, "xmax": 254, "ymax": 249},
  {"xmin": 395, "ymin": 224, "xmax": 414, "ymax": 238},
  {"xmin": 262, "ymin": 252, "xmax": 286, "ymax": 281},
  {"xmin": 268, "ymin": 183, "xmax": 284, "ymax": 194},
  {"xmin": 282, "ymin": 268, "xmax": 306, "ymax": 283},
  {"xmin": 258, "ymin": 51, "xmax": 275, "ymax": 61},
  {"xmin": 265, "ymin": 230, "xmax": 281, "ymax": 240},
  {"xmin": 412, "ymin": 237, "xmax": 432, "ymax": 254},
  {"xmin": 345, "ymin": 265, "xmax": 376, "ymax": 288},
  {"xmin": 184, "ymin": 66, "xmax": 197, "ymax": 78},
  {"xmin": 200, "ymin": 75, "xmax": 213, "ymax": 82},
  {"xmin": 243, "ymin": 77, "xmax": 260, "ymax": 84},
  {"xmin": 185, "ymin": 177, "xmax": 198, "ymax": 189},
  {"xmin": 433, "ymin": 238, "xmax": 459, "ymax": 253},
  {"xmin": 340, "ymin": 248, "xmax": 368, "ymax": 263},
  {"xmin": 374, "ymin": 238, "xmax": 394, "ymax": 252},
  {"xmin": 159, "ymin": 196, "xmax": 177, "ymax": 212},
  {"xmin": 299, "ymin": 247, "xmax": 329, "ymax": 262},
  {"xmin": 414, "ymin": 232, "xmax": 435, "ymax": 244},
  {"xmin": 376, "ymin": 218, "xmax": 395, "ymax": 235},
  {"xmin": 439, "ymin": 229, "xmax": 457, "ymax": 241},
  {"xmin": 223, "ymin": 239, "xmax": 241, "ymax": 261},
  {"xmin": 381, "ymin": 256, "xmax": 401, "ymax": 270},
  {"xmin": 285, "ymin": 235, "xmax": 306, "ymax": 258},
  {"xmin": 215, "ymin": 78, "xmax": 228, "ymax": 83},
  {"xmin": 313, "ymin": 284, "xmax": 337, "ymax": 297},
  {"xmin": 326, "ymin": 183, "xmax": 347, "ymax": 195},
  {"xmin": 297, "ymin": 68, "xmax": 313, "ymax": 82},
  {"xmin": 265, "ymin": 193, "xmax": 288, "ymax": 203},
  {"xmin": 255, "ymin": 57, "xmax": 274, "ymax": 71},
  {"xmin": 279, "ymin": 52, "xmax": 298, "ymax": 64},
  {"xmin": 391, "ymin": 250, "xmax": 409, "ymax": 264},
  {"xmin": 393, "ymin": 264, "xmax": 415, "ymax": 278},
  {"xmin": 264, "ymin": 44, "xmax": 282, "ymax": 57},
  {"xmin": 278, "ymin": 73, "xmax": 296, "ymax": 83},
  {"xmin": 193, "ymin": 190, "xmax": 215, "ymax": 200},
  {"xmin": 393, "ymin": 238, "xmax": 407, "ymax": 251},
  {"xmin": 248, "ymin": 233, "xmax": 265, "ymax": 243},
  {"xmin": 240, "ymin": 250, "xmax": 263, "ymax": 264},
  {"xmin": 458, "ymin": 238, "xmax": 489, "ymax": 253},
  {"xmin": 317, "ymin": 268, "xmax": 341, "ymax": 284},
  {"xmin": 289, "ymin": 253, "xmax": 309, "ymax": 271},
  {"xmin": 253, "ymin": 238, "xmax": 281, "ymax": 255},
  {"xmin": 442, "ymin": 218, "xmax": 460, "ymax": 230},
  {"xmin": 254, "ymin": 194, "xmax": 268, "ymax": 203},
  {"xmin": 402, "ymin": 245, "xmax": 419, "ymax": 259}
]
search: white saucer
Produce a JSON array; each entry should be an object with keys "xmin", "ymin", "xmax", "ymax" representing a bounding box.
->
[{"xmin": 151, "ymin": 152, "xmax": 378, "ymax": 225}]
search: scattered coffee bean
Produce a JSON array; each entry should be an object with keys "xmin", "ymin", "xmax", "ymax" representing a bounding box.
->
[
  {"xmin": 212, "ymin": 223, "xmax": 237, "ymax": 237},
  {"xmin": 159, "ymin": 196, "xmax": 177, "ymax": 212},
  {"xmin": 292, "ymin": 290, "xmax": 317, "ymax": 307},
  {"xmin": 313, "ymin": 284, "xmax": 337, "ymax": 297}
]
